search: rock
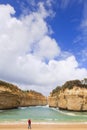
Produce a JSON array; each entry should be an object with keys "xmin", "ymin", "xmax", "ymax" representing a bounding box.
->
[
  {"xmin": 48, "ymin": 80, "xmax": 87, "ymax": 111},
  {"xmin": 20, "ymin": 90, "xmax": 47, "ymax": 107},
  {"xmin": 0, "ymin": 80, "xmax": 47, "ymax": 110},
  {"xmin": 0, "ymin": 81, "xmax": 21, "ymax": 109},
  {"xmin": 48, "ymin": 96, "xmax": 58, "ymax": 108}
]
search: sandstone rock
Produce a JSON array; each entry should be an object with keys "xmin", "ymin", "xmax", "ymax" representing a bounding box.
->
[
  {"xmin": 48, "ymin": 96, "xmax": 58, "ymax": 108},
  {"xmin": 0, "ymin": 80, "xmax": 47, "ymax": 110},
  {"xmin": 0, "ymin": 81, "xmax": 21, "ymax": 109},
  {"xmin": 20, "ymin": 90, "xmax": 47, "ymax": 107},
  {"xmin": 48, "ymin": 80, "xmax": 87, "ymax": 111}
]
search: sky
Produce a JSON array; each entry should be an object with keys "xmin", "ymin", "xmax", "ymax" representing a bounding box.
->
[{"xmin": 0, "ymin": 0, "xmax": 87, "ymax": 95}]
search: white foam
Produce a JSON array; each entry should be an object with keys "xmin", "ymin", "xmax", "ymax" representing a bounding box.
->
[
  {"xmin": 18, "ymin": 107, "xmax": 27, "ymax": 110},
  {"xmin": 0, "ymin": 110, "xmax": 3, "ymax": 112},
  {"xmin": 57, "ymin": 109, "xmax": 87, "ymax": 117},
  {"xmin": 58, "ymin": 110, "xmax": 76, "ymax": 116},
  {"xmin": 1, "ymin": 121, "xmax": 87, "ymax": 125}
]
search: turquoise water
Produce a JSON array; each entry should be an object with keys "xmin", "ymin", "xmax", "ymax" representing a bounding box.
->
[{"xmin": 0, "ymin": 106, "xmax": 87, "ymax": 123}]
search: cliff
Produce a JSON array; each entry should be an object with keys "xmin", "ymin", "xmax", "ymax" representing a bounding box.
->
[
  {"xmin": 0, "ymin": 80, "xmax": 22, "ymax": 109},
  {"xmin": 20, "ymin": 90, "xmax": 47, "ymax": 107},
  {"xmin": 0, "ymin": 80, "xmax": 47, "ymax": 110},
  {"xmin": 48, "ymin": 80, "xmax": 87, "ymax": 111}
]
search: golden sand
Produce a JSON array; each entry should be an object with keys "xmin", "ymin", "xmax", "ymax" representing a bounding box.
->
[{"xmin": 0, "ymin": 123, "xmax": 87, "ymax": 130}]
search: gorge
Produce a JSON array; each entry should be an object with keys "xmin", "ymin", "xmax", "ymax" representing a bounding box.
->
[{"xmin": 0, "ymin": 79, "xmax": 87, "ymax": 111}]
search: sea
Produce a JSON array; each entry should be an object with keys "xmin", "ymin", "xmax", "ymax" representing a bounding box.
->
[{"xmin": 0, "ymin": 106, "xmax": 87, "ymax": 123}]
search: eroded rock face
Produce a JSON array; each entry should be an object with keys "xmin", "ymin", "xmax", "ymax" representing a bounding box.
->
[
  {"xmin": 58, "ymin": 87, "xmax": 87, "ymax": 111},
  {"xmin": 0, "ymin": 92, "xmax": 20, "ymax": 109},
  {"xmin": 0, "ymin": 81, "xmax": 47, "ymax": 110},
  {"xmin": 48, "ymin": 80, "xmax": 87, "ymax": 111},
  {"xmin": 48, "ymin": 96, "xmax": 58, "ymax": 108},
  {"xmin": 0, "ymin": 82, "xmax": 22, "ymax": 109},
  {"xmin": 20, "ymin": 90, "xmax": 47, "ymax": 107}
]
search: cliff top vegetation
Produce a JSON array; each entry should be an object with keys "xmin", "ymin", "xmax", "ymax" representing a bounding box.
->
[
  {"xmin": 62, "ymin": 80, "xmax": 87, "ymax": 90},
  {"xmin": 0, "ymin": 80, "xmax": 21, "ymax": 92},
  {"xmin": 24, "ymin": 90, "xmax": 45, "ymax": 97},
  {"xmin": 51, "ymin": 79, "xmax": 87, "ymax": 96}
]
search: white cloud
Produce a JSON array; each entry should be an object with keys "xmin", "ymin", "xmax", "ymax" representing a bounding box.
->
[
  {"xmin": 0, "ymin": 4, "xmax": 87, "ymax": 96},
  {"xmin": 46, "ymin": 0, "xmax": 53, "ymax": 7},
  {"xmin": 79, "ymin": 49, "xmax": 87, "ymax": 62},
  {"xmin": 60, "ymin": 0, "xmax": 70, "ymax": 9},
  {"xmin": 33, "ymin": 36, "xmax": 60, "ymax": 60},
  {"xmin": 59, "ymin": 0, "xmax": 83, "ymax": 9}
]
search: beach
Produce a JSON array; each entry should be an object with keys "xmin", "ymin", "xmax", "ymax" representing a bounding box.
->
[
  {"xmin": 0, "ymin": 123, "xmax": 87, "ymax": 130},
  {"xmin": 0, "ymin": 106, "xmax": 87, "ymax": 130}
]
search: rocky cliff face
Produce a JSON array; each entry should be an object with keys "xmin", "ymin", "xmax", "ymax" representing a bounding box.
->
[
  {"xmin": 0, "ymin": 80, "xmax": 47, "ymax": 110},
  {"xmin": 48, "ymin": 80, "xmax": 87, "ymax": 111},
  {"xmin": 20, "ymin": 90, "xmax": 47, "ymax": 107},
  {"xmin": 0, "ymin": 81, "xmax": 22, "ymax": 109}
]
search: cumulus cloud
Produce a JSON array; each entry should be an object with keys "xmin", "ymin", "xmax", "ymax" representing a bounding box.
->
[
  {"xmin": 33, "ymin": 36, "xmax": 60, "ymax": 60},
  {"xmin": 0, "ymin": 3, "xmax": 87, "ymax": 95}
]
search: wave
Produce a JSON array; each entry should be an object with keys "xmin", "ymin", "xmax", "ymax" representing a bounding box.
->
[
  {"xmin": 58, "ymin": 110, "xmax": 76, "ymax": 116},
  {"xmin": 50, "ymin": 108, "xmax": 75, "ymax": 116},
  {"xmin": 45, "ymin": 118, "xmax": 53, "ymax": 121},
  {"xmin": 50, "ymin": 107, "xmax": 59, "ymax": 111},
  {"xmin": 34, "ymin": 105, "xmax": 49, "ymax": 108},
  {"xmin": 47, "ymin": 107, "xmax": 76, "ymax": 116},
  {"xmin": 49, "ymin": 107, "xmax": 82, "ymax": 117},
  {"xmin": 11, "ymin": 106, "xmax": 87, "ymax": 118},
  {"xmin": 0, "ymin": 110, "xmax": 4, "ymax": 112},
  {"xmin": 57, "ymin": 109, "xmax": 87, "ymax": 117},
  {"xmin": 18, "ymin": 107, "xmax": 28, "ymax": 110}
]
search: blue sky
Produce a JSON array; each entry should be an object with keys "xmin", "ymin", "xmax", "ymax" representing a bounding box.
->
[
  {"xmin": 1, "ymin": 0, "xmax": 85, "ymax": 67},
  {"xmin": 0, "ymin": 0, "xmax": 87, "ymax": 95}
]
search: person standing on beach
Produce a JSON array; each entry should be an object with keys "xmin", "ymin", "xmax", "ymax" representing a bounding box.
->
[{"xmin": 28, "ymin": 119, "xmax": 31, "ymax": 129}]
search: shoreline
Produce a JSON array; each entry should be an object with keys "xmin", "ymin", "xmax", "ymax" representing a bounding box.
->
[{"xmin": 0, "ymin": 121, "xmax": 87, "ymax": 124}]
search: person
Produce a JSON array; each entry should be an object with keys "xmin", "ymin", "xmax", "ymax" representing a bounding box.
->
[{"xmin": 28, "ymin": 119, "xmax": 31, "ymax": 129}]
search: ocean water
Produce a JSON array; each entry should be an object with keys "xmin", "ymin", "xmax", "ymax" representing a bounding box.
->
[{"xmin": 0, "ymin": 106, "xmax": 87, "ymax": 123}]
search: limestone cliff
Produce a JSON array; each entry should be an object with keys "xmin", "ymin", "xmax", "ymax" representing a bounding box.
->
[
  {"xmin": 0, "ymin": 80, "xmax": 47, "ymax": 110},
  {"xmin": 20, "ymin": 90, "xmax": 47, "ymax": 107},
  {"xmin": 48, "ymin": 80, "xmax": 87, "ymax": 111},
  {"xmin": 0, "ymin": 80, "xmax": 22, "ymax": 109}
]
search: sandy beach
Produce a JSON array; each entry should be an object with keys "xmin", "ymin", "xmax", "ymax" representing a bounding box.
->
[{"xmin": 0, "ymin": 123, "xmax": 87, "ymax": 130}]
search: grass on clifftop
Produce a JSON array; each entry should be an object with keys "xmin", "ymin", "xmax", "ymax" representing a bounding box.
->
[
  {"xmin": 0, "ymin": 80, "xmax": 45, "ymax": 96},
  {"xmin": 24, "ymin": 90, "xmax": 45, "ymax": 96},
  {"xmin": 51, "ymin": 79, "xmax": 87, "ymax": 96},
  {"xmin": 0, "ymin": 80, "xmax": 21, "ymax": 92},
  {"xmin": 62, "ymin": 80, "xmax": 87, "ymax": 90}
]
